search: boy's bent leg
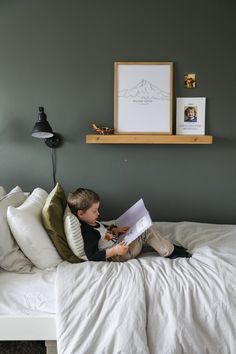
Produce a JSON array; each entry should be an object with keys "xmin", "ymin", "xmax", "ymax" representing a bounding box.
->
[
  {"xmin": 108, "ymin": 237, "xmax": 143, "ymax": 262},
  {"xmin": 142, "ymin": 227, "xmax": 174, "ymax": 257}
]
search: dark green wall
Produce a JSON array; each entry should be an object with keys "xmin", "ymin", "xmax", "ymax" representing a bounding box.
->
[{"xmin": 0, "ymin": 0, "xmax": 236, "ymax": 223}]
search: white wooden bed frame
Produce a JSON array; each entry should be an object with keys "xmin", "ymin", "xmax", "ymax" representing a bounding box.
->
[{"xmin": 0, "ymin": 316, "xmax": 57, "ymax": 354}]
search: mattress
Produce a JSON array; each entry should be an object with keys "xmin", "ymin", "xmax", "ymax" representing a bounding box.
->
[{"xmin": 0, "ymin": 268, "xmax": 56, "ymax": 316}]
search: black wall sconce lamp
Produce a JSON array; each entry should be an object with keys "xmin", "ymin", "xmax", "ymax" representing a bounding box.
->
[
  {"xmin": 32, "ymin": 106, "xmax": 62, "ymax": 148},
  {"xmin": 32, "ymin": 106, "xmax": 62, "ymax": 185}
]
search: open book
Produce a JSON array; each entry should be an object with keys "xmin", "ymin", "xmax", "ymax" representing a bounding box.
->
[{"xmin": 116, "ymin": 199, "xmax": 152, "ymax": 245}]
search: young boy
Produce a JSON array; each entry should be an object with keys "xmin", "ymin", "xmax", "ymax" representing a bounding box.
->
[{"xmin": 67, "ymin": 188, "xmax": 191, "ymax": 262}]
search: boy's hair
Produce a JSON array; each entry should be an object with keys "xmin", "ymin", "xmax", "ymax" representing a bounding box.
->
[
  {"xmin": 67, "ymin": 188, "xmax": 100, "ymax": 215},
  {"xmin": 185, "ymin": 106, "xmax": 197, "ymax": 115}
]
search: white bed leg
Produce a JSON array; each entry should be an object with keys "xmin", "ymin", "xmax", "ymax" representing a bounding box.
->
[{"xmin": 45, "ymin": 340, "xmax": 57, "ymax": 354}]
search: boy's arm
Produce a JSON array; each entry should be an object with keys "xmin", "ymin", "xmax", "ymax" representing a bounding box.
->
[
  {"xmin": 84, "ymin": 239, "xmax": 128, "ymax": 260},
  {"xmin": 106, "ymin": 242, "xmax": 128, "ymax": 258},
  {"xmin": 81, "ymin": 224, "xmax": 106, "ymax": 261},
  {"xmin": 81, "ymin": 224, "xmax": 128, "ymax": 261}
]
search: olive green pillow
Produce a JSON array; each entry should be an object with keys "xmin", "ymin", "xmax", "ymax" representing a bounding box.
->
[{"xmin": 42, "ymin": 182, "xmax": 83, "ymax": 263}]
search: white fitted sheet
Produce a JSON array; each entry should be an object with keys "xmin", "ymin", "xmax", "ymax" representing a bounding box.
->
[{"xmin": 0, "ymin": 268, "xmax": 56, "ymax": 315}]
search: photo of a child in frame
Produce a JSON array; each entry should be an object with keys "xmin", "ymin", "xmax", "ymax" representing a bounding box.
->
[
  {"xmin": 184, "ymin": 106, "xmax": 197, "ymax": 122},
  {"xmin": 184, "ymin": 73, "xmax": 196, "ymax": 88},
  {"xmin": 176, "ymin": 97, "xmax": 205, "ymax": 135}
]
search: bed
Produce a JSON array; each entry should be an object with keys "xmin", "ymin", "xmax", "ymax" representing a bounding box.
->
[
  {"xmin": 1, "ymin": 221, "xmax": 236, "ymax": 354},
  {"xmin": 0, "ymin": 268, "xmax": 57, "ymax": 353}
]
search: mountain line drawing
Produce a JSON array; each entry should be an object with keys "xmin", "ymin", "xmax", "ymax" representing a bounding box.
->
[{"xmin": 118, "ymin": 79, "xmax": 170, "ymax": 100}]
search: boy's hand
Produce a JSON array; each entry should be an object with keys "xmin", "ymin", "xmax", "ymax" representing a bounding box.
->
[
  {"xmin": 106, "ymin": 241, "xmax": 129, "ymax": 259},
  {"xmin": 112, "ymin": 226, "xmax": 129, "ymax": 237},
  {"xmin": 115, "ymin": 241, "xmax": 129, "ymax": 255}
]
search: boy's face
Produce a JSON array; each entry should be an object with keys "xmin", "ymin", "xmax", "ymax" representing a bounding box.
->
[
  {"xmin": 187, "ymin": 109, "xmax": 195, "ymax": 118},
  {"xmin": 77, "ymin": 202, "xmax": 100, "ymax": 225}
]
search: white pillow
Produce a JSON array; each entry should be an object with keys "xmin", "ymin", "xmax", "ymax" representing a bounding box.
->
[
  {"xmin": 7, "ymin": 187, "xmax": 63, "ymax": 270},
  {"xmin": 0, "ymin": 186, "xmax": 6, "ymax": 199},
  {"xmin": 0, "ymin": 186, "xmax": 33, "ymax": 273},
  {"xmin": 64, "ymin": 205, "xmax": 87, "ymax": 260}
]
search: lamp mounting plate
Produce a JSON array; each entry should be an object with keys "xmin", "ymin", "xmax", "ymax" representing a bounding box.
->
[{"xmin": 45, "ymin": 133, "xmax": 62, "ymax": 148}]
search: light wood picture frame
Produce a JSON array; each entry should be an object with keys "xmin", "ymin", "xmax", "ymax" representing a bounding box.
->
[{"xmin": 114, "ymin": 62, "xmax": 173, "ymax": 134}]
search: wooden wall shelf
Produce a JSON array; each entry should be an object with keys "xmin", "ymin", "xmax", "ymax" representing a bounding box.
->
[{"xmin": 86, "ymin": 134, "xmax": 213, "ymax": 144}]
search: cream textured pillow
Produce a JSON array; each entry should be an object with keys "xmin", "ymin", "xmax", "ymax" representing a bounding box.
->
[
  {"xmin": 7, "ymin": 187, "xmax": 62, "ymax": 270},
  {"xmin": 0, "ymin": 186, "xmax": 33, "ymax": 273},
  {"xmin": 0, "ymin": 186, "xmax": 6, "ymax": 199},
  {"xmin": 64, "ymin": 205, "xmax": 87, "ymax": 260}
]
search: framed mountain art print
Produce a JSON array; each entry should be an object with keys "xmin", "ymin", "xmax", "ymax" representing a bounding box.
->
[{"xmin": 114, "ymin": 62, "xmax": 173, "ymax": 134}]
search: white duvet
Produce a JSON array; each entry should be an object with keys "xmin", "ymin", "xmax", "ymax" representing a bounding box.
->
[{"xmin": 55, "ymin": 222, "xmax": 236, "ymax": 354}]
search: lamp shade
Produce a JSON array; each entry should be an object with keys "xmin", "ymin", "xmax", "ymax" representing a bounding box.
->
[{"xmin": 32, "ymin": 107, "xmax": 54, "ymax": 138}]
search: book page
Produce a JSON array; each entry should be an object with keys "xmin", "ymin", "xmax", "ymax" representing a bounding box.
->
[
  {"xmin": 116, "ymin": 199, "xmax": 148, "ymax": 227},
  {"xmin": 116, "ymin": 199, "xmax": 152, "ymax": 245}
]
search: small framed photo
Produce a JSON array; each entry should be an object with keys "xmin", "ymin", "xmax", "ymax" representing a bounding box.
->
[
  {"xmin": 184, "ymin": 73, "xmax": 196, "ymax": 88},
  {"xmin": 114, "ymin": 62, "xmax": 173, "ymax": 134},
  {"xmin": 176, "ymin": 97, "xmax": 206, "ymax": 135}
]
